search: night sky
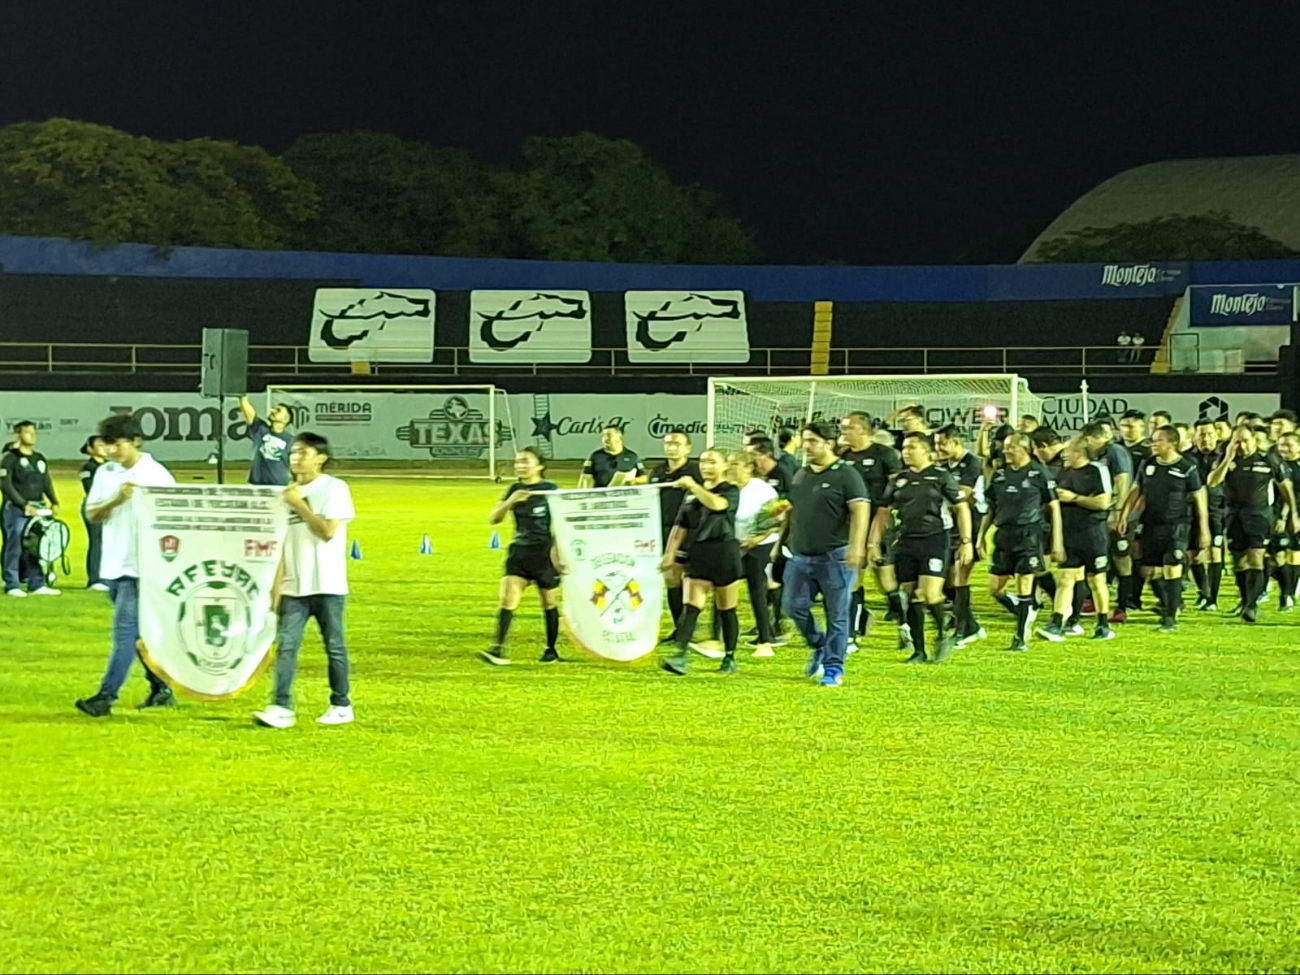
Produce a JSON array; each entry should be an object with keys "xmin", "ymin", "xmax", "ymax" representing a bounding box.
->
[{"xmin": 5, "ymin": 1, "xmax": 1300, "ymax": 265}]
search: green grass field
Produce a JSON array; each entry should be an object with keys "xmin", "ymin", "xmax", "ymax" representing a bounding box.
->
[{"xmin": 3, "ymin": 468, "xmax": 1300, "ymax": 974}]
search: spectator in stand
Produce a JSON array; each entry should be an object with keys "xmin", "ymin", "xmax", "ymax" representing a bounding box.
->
[
  {"xmin": 1117, "ymin": 333, "xmax": 1132, "ymax": 364},
  {"xmin": 1131, "ymin": 333, "xmax": 1146, "ymax": 365}
]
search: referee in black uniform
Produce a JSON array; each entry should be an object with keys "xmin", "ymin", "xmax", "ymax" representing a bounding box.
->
[
  {"xmin": 871, "ymin": 432, "xmax": 971, "ymax": 664},
  {"xmin": 639, "ymin": 428, "xmax": 701, "ymax": 639},
  {"xmin": 980, "ymin": 433, "xmax": 1064, "ymax": 651},
  {"xmin": 1, "ymin": 421, "xmax": 61, "ymax": 597},
  {"xmin": 1118, "ymin": 425, "xmax": 1209, "ymax": 633},
  {"xmin": 839, "ymin": 411, "xmax": 902, "ymax": 642},
  {"xmin": 1188, "ymin": 419, "xmax": 1227, "ymax": 610},
  {"xmin": 579, "ymin": 424, "xmax": 643, "ymax": 488},
  {"xmin": 79, "ymin": 435, "xmax": 109, "ymax": 592},
  {"xmin": 936, "ymin": 424, "xmax": 985, "ymax": 644}
]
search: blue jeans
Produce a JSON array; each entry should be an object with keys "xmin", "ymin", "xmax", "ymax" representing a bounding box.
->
[
  {"xmin": 2, "ymin": 502, "xmax": 44, "ymax": 592},
  {"xmin": 273, "ymin": 594, "xmax": 350, "ymax": 709},
  {"xmin": 782, "ymin": 547, "xmax": 856, "ymax": 671},
  {"xmin": 98, "ymin": 577, "xmax": 167, "ymax": 702}
]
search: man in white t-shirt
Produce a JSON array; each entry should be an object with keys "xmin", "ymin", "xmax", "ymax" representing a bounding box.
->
[
  {"xmin": 75, "ymin": 415, "xmax": 177, "ymax": 718},
  {"xmin": 254, "ymin": 433, "xmax": 356, "ymax": 729}
]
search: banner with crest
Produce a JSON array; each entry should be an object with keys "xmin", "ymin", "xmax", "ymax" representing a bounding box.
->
[{"xmin": 137, "ymin": 485, "xmax": 288, "ymax": 699}]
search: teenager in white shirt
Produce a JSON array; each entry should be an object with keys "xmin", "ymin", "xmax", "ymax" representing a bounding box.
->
[
  {"xmin": 728, "ymin": 450, "xmax": 780, "ymax": 657},
  {"xmin": 74, "ymin": 415, "xmax": 177, "ymax": 718},
  {"xmin": 255, "ymin": 433, "xmax": 356, "ymax": 729}
]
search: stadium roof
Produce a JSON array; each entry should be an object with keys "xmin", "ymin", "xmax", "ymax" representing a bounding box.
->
[{"xmin": 1020, "ymin": 154, "xmax": 1300, "ymax": 262}]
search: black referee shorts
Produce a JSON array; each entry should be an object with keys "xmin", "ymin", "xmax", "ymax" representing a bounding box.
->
[
  {"xmin": 990, "ymin": 526, "xmax": 1045, "ymax": 578},
  {"xmin": 505, "ymin": 543, "xmax": 560, "ymax": 590},
  {"xmin": 1140, "ymin": 522, "xmax": 1190, "ymax": 568},
  {"xmin": 1062, "ymin": 524, "xmax": 1110, "ymax": 573},
  {"xmin": 685, "ymin": 539, "xmax": 742, "ymax": 587},
  {"xmin": 894, "ymin": 531, "xmax": 950, "ymax": 584},
  {"xmin": 1227, "ymin": 509, "xmax": 1272, "ymax": 553}
]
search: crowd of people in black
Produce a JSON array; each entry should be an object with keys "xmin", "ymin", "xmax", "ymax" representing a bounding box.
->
[{"xmin": 482, "ymin": 405, "xmax": 1299, "ymax": 687}]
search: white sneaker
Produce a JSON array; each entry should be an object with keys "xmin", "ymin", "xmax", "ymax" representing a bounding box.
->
[
  {"xmin": 317, "ymin": 705, "xmax": 354, "ymax": 726},
  {"xmin": 688, "ymin": 640, "xmax": 726, "ymax": 659},
  {"xmin": 31, "ymin": 587, "xmax": 61, "ymax": 597},
  {"xmin": 751, "ymin": 643, "xmax": 775, "ymax": 658},
  {"xmin": 253, "ymin": 705, "xmax": 296, "ymax": 729},
  {"xmin": 89, "ymin": 583, "xmax": 110, "ymax": 593}
]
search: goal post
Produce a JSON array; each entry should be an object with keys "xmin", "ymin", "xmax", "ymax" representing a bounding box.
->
[
  {"xmin": 264, "ymin": 384, "xmax": 518, "ymax": 479},
  {"xmin": 706, "ymin": 373, "xmax": 1045, "ymax": 449}
]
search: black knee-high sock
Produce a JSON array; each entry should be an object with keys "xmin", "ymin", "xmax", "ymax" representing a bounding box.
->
[
  {"xmin": 907, "ymin": 602, "xmax": 926, "ymax": 657},
  {"xmin": 667, "ymin": 586, "xmax": 684, "ymax": 629},
  {"xmin": 1015, "ymin": 598, "xmax": 1032, "ymax": 642},
  {"xmin": 1116, "ymin": 575, "xmax": 1130, "ymax": 611},
  {"xmin": 544, "ymin": 607, "xmax": 559, "ymax": 650},
  {"xmin": 495, "ymin": 608, "xmax": 514, "ymax": 647},
  {"xmin": 709, "ymin": 605, "xmax": 721, "ymax": 640},
  {"xmin": 719, "ymin": 606, "xmax": 739, "ymax": 657},
  {"xmin": 674, "ymin": 604, "xmax": 702, "ymax": 650},
  {"xmin": 928, "ymin": 601, "xmax": 946, "ymax": 644},
  {"xmin": 1234, "ymin": 569, "xmax": 1246, "ymax": 604},
  {"xmin": 1239, "ymin": 569, "xmax": 1258, "ymax": 610},
  {"xmin": 886, "ymin": 589, "xmax": 906, "ymax": 623},
  {"xmin": 1130, "ymin": 575, "xmax": 1146, "ymax": 609},
  {"xmin": 1283, "ymin": 564, "xmax": 1297, "ymax": 601},
  {"xmin": 1167, "ymin": 578, "xmax": 1182, "ymax": 617},
  {"xmin": 1072, "ymin": 581, "xmax": 1088, "ymax": 622},
  {"xmin": 1038, "ymin": 573, "xmax": 1057, "ymax": 602},
  {"xmin": 1155, "ymin": 579, "xmax": 1175, "ymax": 619},
  {"xmin": 851, "ymin": 587, "xmax": 866, "ymax": 636},
  {"xmin": 1209, "ymin": 562, "xmax": 1223, "ymax": 603},
  {"xmin": 953, "ymin": 585, "xmax": 972, "ymax": 634},
  {"xmin": 768, "ymin": 587, "xmax": 784, "ymax": 628},
  {"xmin": 1191, "ymin": 563, "xmax": 1208, "ymax": 598}
]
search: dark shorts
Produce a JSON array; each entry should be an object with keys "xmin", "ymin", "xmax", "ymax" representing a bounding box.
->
[
  {"xmin": 1227, "ymin": 509, "xmax": 1271, "ymax": 553},
  {"xmin": 894, "ymin": 532, "xmax": 950, "ymax": 584},
  {"xmin": 1141, "ymin": 523, "xmax": 1190, "ymax": 567},
  {"xmin": 1063, "ymin": 524, "xmax": 1110, "ymax": 573},
  {"xmin": 685, "ymin": 539, "xmax": 742, "ymax": 587},
  {"xmin": 990, "ymin": 526, "xmax": 1045, "ymax": 578},
  {"xmin": 505, "ymin": 544, "xmax": 560, "ymax": 590}
]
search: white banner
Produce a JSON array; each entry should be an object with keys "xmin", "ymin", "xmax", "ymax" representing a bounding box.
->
[
  {"xmin": 469, "ymin": 291, "xmax": 593, "ymax": 363},
  {"xmin": 137, "ymin": 485, "xmax": 288, "ymax": 699},
  {"xmin": 0, "ymin": 390, "xmax": 1282, "ymax": 461},
  {"xmin": 549, "ymin": 487, "xmax": 664, "ymax": 663},
  {"xmin": 308, "ymin": 289, "xmax": 436, "ymax": 363},
  {"xmin": 625, "ymin": 291, "xmax": 750, "ymax": 363}
]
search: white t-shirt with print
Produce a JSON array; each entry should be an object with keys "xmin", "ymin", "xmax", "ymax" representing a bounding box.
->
[
  {"xmin": 84, "ymin": 453, "xmax": 176, "ymax": 580},
  {"xmin": 281, "ymin": 473, "xmax": 356, "ymax": 597},
  {"xmin": 736, "ymin": 477, "xmax": 779, "ymax": 544}
]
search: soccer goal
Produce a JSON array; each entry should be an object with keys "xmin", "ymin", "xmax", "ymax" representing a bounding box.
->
[
  {"xmin": 706, "ymin": 374, "xmax": 1045, "ymax": 449},
  {"xmin": 265, "ymin": 384, "xmax": 518, "ymax": 479}
]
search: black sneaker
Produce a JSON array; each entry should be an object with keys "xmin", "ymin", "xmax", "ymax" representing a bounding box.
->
[
  {"xmin": 1194, "ymin": 596, "xmax": 1209, "ymax": 611},
  {"xmin": 931, "ymin": 636, "xmax": 956, "ymax": 664},
  {"xmin": 1092, "ymin": 624, "xmax": 1116, "ymax": 641},
  {"xmin": 1004, "ymin": 639, "xmax": 1029, "ymax": 653},
  {"xmin": 1036, "ymin": 621, "xmax": 1065, "ymax": 643},
  {"xmin": 75, "ymin": 693, "xmax": 112, "ymax": 718},
  {"xmin": 718, "ymin": 654, "xmax": 738, "ymax": 675},
  {"xmin": 902, "ymin": 648, "xmax": 928, "ymax": 664},
  {"xmin": 539, "ymin": 647, "xmax": 561, "ymax": 663},
  {"xmin": 1242, "ymin": 606, "xmax": 1259, "ymax": 624},
  {"xmin": 1157, "ymin": 618, "xmax": 1177, "ymax": 634},
  {"xmin": 662, "ymin": 653, "xmax": 690, "ymax": 675},
  {"xmin": 138, "ymin": 687, "xmax": 175, "ymax": 710},
  {"xmin": 478, "ymin": 645, "xmax": 511, "ymax": 666}
]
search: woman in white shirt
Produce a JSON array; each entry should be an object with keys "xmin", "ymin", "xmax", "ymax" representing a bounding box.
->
[
  {"xmin": 728, "ymin": 451, "xmax": 780, "ymax": 657},
  {"xmin": 254, "ymin": 433, "xmax": 356, "ymax": 730}
]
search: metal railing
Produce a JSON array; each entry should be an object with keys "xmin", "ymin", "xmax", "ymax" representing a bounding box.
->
[{"xmin": 0, "ymin": 340, "xmax": 1259, "ymax": 377}]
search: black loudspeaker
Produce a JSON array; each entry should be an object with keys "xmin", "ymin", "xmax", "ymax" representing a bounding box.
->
[
  {"xmin": 1280, "ymin": 344, "xmax": 1299, "ymax": 413},
  {"xmin": 201, "ymin": 328, "xmax": 248, "ymax": 399}
]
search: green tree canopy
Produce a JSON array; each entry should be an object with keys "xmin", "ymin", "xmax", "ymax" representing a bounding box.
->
[
  {"xmin": 1033, "ymin": 211, "xmax": 1298, "ymax": 263},
  {"xmin": 0, "ymin": 118, "xmax": 318, "ymax": 248}
]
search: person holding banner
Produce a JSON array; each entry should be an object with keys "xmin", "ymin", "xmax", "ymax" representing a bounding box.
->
[
  {"xmin": 254, "ymin": 433, "xmax": 356, "ymax": 728},
  {"xmin": 638, "ymin": 429, "xmax": 701, "ymax": 642},
  {"xmin": 661, "ymin": 449, "xmax": 743, "ymax": 676},
  {"xmin": 774, "ymin": 422, "xmax": 870, "ymax": 688},
  {"xmin": 728, "ymin": 450, "xmax": 780, "ymax": 657},
  {"xmin": 74, "ymin": 415, "xmax": 177, "ymax": 718},
  {"xmin": 479, "ymin": 447, "xmax": 562, "ymax": 666}
]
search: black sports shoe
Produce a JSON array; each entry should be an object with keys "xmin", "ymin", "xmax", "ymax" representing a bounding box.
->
[
  {"xmin": 662, "ymin": 653, "xmax": 689, "ymax": 675},
  {"xmin": 138, "ymin": 687, "xmax": 175, "ymax": 710},
  {"xmin": 539, "ymin": 647, "xmax": 561, "ymax": 663},
  {"xmin": 902, "ymin": 648, "xmax": 928, "ymax": 665},
  {"xmin": 931, "ymin": 636, "xmax": 956, "ymax": 664},
  {"xmin": 1005, "ymin": 640, "xmax": 1029, "ymax": 653},
  {"xmin": 75, "ymin": 693, "xmax": 112, "ymax": 718},
  {"xmin": 718, "ymin": 654, "xmax": 738, "ymax": 675},
  {"xmin": 1242, "ymin": 606, "xmax": 1259, "ymax": 624}
]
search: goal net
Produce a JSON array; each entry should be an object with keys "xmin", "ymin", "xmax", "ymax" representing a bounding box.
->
[
  {"xmin": 265, "ymin": 384, "xmax": 518, "ymax": 479},
  {"xmin": 707, "ymin": 374, "xmax": 1043, "ymax": 449}
]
